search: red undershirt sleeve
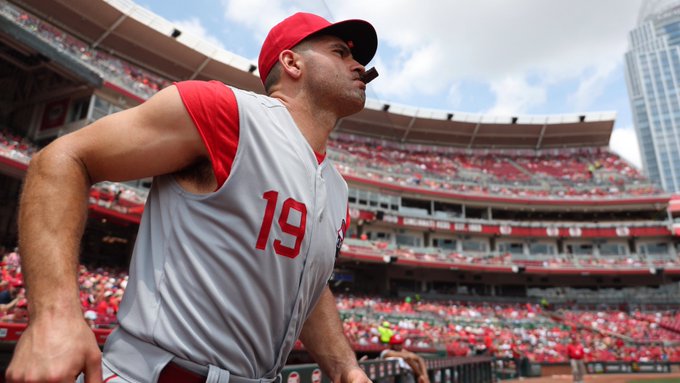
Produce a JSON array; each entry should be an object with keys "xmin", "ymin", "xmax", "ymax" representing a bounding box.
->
[{"xmin": 174, "ymin": 80, "xmax": 239, "ymax": 189}]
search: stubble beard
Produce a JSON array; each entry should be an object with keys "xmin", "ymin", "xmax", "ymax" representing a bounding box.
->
[
  {"xmin": 308, "ymin": 76, "xmax": 365, "ymax": 117},
  {"xmin": 303, "ymin": 53, "xmax": 366, "ymax": 116}
]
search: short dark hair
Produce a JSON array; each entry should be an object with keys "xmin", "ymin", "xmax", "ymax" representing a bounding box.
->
[
  {"xmin": 262, "ymin": 40, "xmax": 314, "ymax": 95},
  {"xmin": 263, "ymin": 62, "xmax": 281, "ymax": 94}
]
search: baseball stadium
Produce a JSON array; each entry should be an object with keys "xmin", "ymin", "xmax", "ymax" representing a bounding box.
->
[{"xmin": 0, "ymin": 0, "xmax": 680, "ymax": 382}]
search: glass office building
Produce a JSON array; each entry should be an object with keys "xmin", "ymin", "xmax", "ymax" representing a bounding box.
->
[{"xmin": 625, "ymin": 0, "xmax": 680, "ymax": 193}]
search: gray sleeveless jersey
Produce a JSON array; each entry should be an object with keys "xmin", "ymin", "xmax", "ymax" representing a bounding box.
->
[{"xmin": 113, "ymin": 86, "xmax": 348, "ymax": 378}]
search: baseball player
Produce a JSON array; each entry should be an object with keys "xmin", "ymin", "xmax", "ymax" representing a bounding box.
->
[{"xmin": 7, "ymin": 12, "xmax": 377, "ymax": 383}]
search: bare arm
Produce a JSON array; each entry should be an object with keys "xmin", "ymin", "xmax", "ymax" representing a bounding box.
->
[
  {"xmin": 416, "ymin": 356, "xmax": 430, "ymax": 383},
  {"xmin": 6, "ymin": 85, "xmax": 206, "ymax": 383},
  {"xmin": 0, "ymin": 295, "xmax": 22, "ymax": 315},
  {"xmin": 382, "ymin": 350, "xmax": 430, "ymax": 383},
  {"xmin": 299, "ymin": 287, "xmax": 370, "ymax": 383}
]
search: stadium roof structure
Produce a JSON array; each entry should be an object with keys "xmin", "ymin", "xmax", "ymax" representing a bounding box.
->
[
  {"xmin": 341, "ymin": 100, "xmax": 615, "ymax": 149},
  {"xmin": 8, "ymin": 0, "xmax": 263, "ymax": 91},
  {"xmin": 11, "ymin": 0, "xmax": 616, "ymax": 149}
]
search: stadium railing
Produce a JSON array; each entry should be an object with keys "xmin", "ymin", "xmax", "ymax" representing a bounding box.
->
[
  {"xmin": 241, "ymin": 356, "xmax": 498, "ymax": 383},
  {"xmin": 0, "ymin": 321, "xmax": 497, "ymax": 382}
]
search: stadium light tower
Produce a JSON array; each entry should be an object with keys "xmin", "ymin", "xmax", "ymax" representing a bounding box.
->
[{"xmin": 624, "ymin": 0, "xmax": 680, "ymax": 192}]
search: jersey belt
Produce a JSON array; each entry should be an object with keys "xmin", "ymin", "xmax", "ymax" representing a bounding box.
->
[
  {"xmin": 172, "ymin": 358, "xmax": 282, "ymax": 383},
  {"xmin": 103, "ymin": 327, "xmax": 282, "ymax": 383}
]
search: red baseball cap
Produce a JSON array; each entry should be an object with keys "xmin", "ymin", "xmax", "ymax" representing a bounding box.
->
[
  {"xmin": 389, "ymin": 334, "xmax": 405, "ymax": 345},
  {"xmin": 258, "ymin": 12, "xmax": 378, "ymax": 86}
]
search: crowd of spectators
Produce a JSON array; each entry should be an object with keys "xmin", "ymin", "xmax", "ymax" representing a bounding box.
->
[
  {"xmin": 562, "ymin": 310, "xmax": 680, "ymax": 343},
  {"xmin": 10, "ymin": 131, "xmax": 674, "ymax": 273},
  {"xmin": 0, "ymin": 2, "xmax": 665, "ymax": 201},
  {"xmin": 89, "ymin": 181, "xmax": 148, "ymax": 218},
  {"xmin": 0, "ymin": 248, "xmax": 127, "ymax": 328},
  {"xmin": 329, "ymin": 136, "xmax": 660, "ymax": 200},
  {"xmin": 341, "ymin": 239, "xmax": 680, "ymax": 271},
  {"xmin": 0, "ymin": 129, "xmax": 38, "ymax": 165},
  {"xmin": 528, "ymin": 285, "xmax": 680, "ymax": 307},
  {"xmin": 3, "ymin": 0, "xmax": 680, "ymax": 370},
  {"xmin": 1, "ymin": 129, "xmax": 148, "ymax": 218},
  {"xmin": 337, "ymin": 295, "xmax": 680, "ymax": 363},
  {"xmin": 0, "ymin": 248, "xmax": 678, "ymax": 364},
  {"xmin": 78, "ymin": 264, "xmax": 127, "ymax": 329},
  {"xmin": 1, "ymin": 1, "xmax": 171, "ymax": 100}
]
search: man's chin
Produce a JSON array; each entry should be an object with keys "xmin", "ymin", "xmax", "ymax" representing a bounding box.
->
[
  {"xmin": 338, "ymin": 99, "xmax": 365, "ymax": 117},
  {"xmin": 352, "ymin": 93, "xmax": 368, "ymax": 111}
]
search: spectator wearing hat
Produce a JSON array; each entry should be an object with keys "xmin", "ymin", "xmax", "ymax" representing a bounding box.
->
[
  {"xmin": 380, "ymin": 334, "xmax": 430, "ymax": 383},
  {"xmin": 378, "ymin": 320, "xmax": 394, "ymax": 344},
  {"xmin": 83, "ymin": 310, "xmax": 97, "ymax": 329},
  {"xmin": 567, "ymin": 334, "xmax": 586, "ymax": 383}
]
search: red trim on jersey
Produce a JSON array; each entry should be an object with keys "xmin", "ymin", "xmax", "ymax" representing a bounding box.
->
[
  {"xmin": 175, "ymin": 80, "xmax": 239, "ymax": 189},
  {"xmin": 345, "ymin": 205, "xmax": 351, "ymax": 233},
  {"xmin": 315, "ymin": 151, "xmax": 326, "ymax": 164},
  {"xmin": 104, "ymin": 373, "xmax": 119, "ymax": 383}
]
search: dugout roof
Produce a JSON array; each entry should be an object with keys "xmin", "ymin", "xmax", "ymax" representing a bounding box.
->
[{"xmin": 11, "ymin": 0, "xmax": 615, "ymax": 149}]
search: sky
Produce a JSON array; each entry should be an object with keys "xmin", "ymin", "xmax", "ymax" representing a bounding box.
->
[{"xmin": 137, "ymin": 0, "xmax": 646, "ymax": 168}]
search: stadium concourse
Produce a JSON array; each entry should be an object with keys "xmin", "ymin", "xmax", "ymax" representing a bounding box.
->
[{"xmin": 1, "ymin": 0, "xmax": 680, "ymax": 379}]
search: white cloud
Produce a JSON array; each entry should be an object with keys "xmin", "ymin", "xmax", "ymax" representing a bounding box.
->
[
  {"xmin": 568, "ymin": 61, "xmax": 621, "ymax": 111},
  {"xmin": 327, "ymin": 0, "xmax": 642, "ymax": 113},
  {"xmin": 374, "ymin": 43, "xmax": 448, "ymax": 97},
  {"xmin": 485, "ymin": 76, "xmax": 546, "ymax": 116},
  {"xmin": 221, "ymin": 0, "xmax": 287, "ymax": 41},
  {"xmin": 221, "ymin": 0, "xmax": 645, "ymax": 114},
  {"xmin": 221, "ymin": 0, "xmax": 328, "ymax": 45},
  {"xmin": 172, "ymin": 17, "xmax": 225, "ymax": 50},
  {"xmin": 446, "ymin": 82, "xmax": 462, "ymax": 110},
  {"xmin": 609, "ymin": 125, "xmax": 642, "ymax": 169}
]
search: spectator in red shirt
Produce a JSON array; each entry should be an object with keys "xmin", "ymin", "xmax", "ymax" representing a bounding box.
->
[{"xmin": 567, "ymin": 335, "xmax": 586, "ymax": 383}]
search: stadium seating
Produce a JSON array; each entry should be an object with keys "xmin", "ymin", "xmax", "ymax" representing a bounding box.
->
[
  {"xmin": 0, "ymin": 1, "xmax": 662, "ymax": 200},
  {"xmin": 0, "ymin": 130, "xmax": 37, "ymax": 165},
  {"xmin": 2, "ymin": 0, "xmax": 679, "ymax": 368},
  {"xmin": 1, "ymin": 252, "xmax": 678, "ymax": 364},
  {"xmin": 330, "ymin": 135, "xmax": 660, "ymax": 200},
  {"xmin": 89, "ymin": 181, "xmax": 148, "ymax": 218},
  {"xmin": 341, "ymin": 239, "xmax": 680, "ymax": 270},
  {"xmin": 336, "ymin": 295, "xmax": 680, "ymax": 363},
  {"xmin": 562, "ymin": 310, "xmax": 680, "ymax": 342},
  {"xmin": 2, "ymin": 3, "xmax": 170, "ymax": 100}
]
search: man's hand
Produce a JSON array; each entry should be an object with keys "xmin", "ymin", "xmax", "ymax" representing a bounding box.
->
[
  {"xmin": 6, "ymin": 316, "xmax": 102, "ymax": 383},
  {"xmin": 339, "ymin": 366, "xmax": 371, "ymax": 383}
]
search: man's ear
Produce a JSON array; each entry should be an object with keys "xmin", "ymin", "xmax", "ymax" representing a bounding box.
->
[{"xmin": 279, "ymin": 49, "xmax": 302, "ymax": 80}]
